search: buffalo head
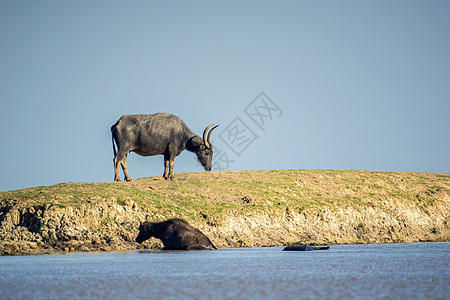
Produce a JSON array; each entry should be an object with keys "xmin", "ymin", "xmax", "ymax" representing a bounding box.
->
[
  {"xmin": 136, "ymin": 222, "xmax": 153, "ymax": 244},
  {"xmin": 196, "ymin": 124, "xmax": 219, "ymax": 171}
]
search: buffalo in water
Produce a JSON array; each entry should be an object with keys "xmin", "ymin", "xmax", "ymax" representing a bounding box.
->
[
  {"xmin": 111, "ymin": 113, "xmax": 218, "ymax": 181},
  {"xmin": 136, "ymin": 218, "xmax": 217, "ymax": 250},
  {"xmin": 283, "ymin": 244, "xmax": 330, "ymax": 251}
]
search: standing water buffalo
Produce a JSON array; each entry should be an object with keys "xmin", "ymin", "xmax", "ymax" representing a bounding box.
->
[
  {"xmin": 111, "ymin": 113, "xmax": 218, "ymax": 181},
  {"xmin": 136, "ymin": 218, "xmax": 217, "ymax": 250}
]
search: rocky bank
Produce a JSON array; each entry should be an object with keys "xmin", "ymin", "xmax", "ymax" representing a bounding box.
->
[{"xmin": 1, "ymin": 170, "xmax": 449, "ymax": 255}]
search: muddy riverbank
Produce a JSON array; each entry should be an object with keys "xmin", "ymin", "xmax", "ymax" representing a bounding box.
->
[{"xmin": 1, "ymin": 170, "xmax": 449, "ymax": 255}]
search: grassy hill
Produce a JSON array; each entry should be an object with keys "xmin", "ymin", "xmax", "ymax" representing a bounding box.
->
[{"xmin": 1, "ymin": 170, "xmax": 449, "ymax": 255}]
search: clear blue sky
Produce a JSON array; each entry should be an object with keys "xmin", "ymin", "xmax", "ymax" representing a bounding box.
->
[{"xmin": 1, "ymin": 1, "xmax": 449, "ymax": 191}]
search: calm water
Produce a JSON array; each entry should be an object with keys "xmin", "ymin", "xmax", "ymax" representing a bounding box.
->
[{"xmin": 1, "ymin": 243, "xmax": 449, "ymax": 299}]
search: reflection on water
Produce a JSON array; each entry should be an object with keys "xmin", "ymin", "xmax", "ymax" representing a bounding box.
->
[{"xmin": 1, "ymin": 243, "xmax": 449, "ymax": 299}]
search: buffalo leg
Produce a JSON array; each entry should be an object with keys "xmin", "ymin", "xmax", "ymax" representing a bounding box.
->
[
  {"xmin": 163, "ymin": 159, "xmax": 170, "ymax": 180},
  {"xmin": 114, "ymin": 150, "xmax": 128, "ymax": 182},
  {"xmin": 121, "ymin": 154, "xmax": 132, "ymax": 181},
  {"xmin": 168, "ymin": 160, "xmax": 175, "ymax": 180},
  {"xmin": 163, "ymin": 156, "xmax": 175, "ymax": 180},
  {"xmin": 113, "ymin": 156, "xmax": 122, "ymax": 182}
]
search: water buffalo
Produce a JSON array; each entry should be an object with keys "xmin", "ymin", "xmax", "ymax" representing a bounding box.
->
[
  {"xmin": 283, "ymin": 244, "xmax": 330, "ymax": 251},
  {"xmin": 136, "ymin": 218, "xmax": 217, "ymax": 250},
  {"xmin": 111, "ymin": 113, "xmax": 218, "ymax": 181}
]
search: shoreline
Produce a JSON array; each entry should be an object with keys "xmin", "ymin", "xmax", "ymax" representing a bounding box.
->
[{"xmin": 2, "ymin": 241, "xmax": 449, "ymax": 257}]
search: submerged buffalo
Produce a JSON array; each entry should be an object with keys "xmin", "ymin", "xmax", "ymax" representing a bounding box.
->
[
  {"xmin": 283, "ymin": 244, "xmax": 330, "ymax": 251},
  {"xmin": 136, "ymin": 218, "xmax": 217, "ymax": 250},
  {"xmin": 111, "ymin": 113, "xmax": 218, "ymax": 181}
]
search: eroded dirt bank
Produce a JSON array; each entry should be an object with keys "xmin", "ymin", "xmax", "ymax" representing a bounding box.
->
[{"xmin": 1, "ymin": 170, "xmax": 449, "ymax": 255}]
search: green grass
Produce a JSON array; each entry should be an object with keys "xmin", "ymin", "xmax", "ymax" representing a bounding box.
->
[{"xmin": 2, "ymin": 170, "xmax": 449, "ymax": 222}]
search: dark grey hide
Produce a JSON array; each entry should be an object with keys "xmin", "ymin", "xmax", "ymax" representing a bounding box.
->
[
  {"xmin": 111, "ymin": 113, "xmax": 218, "ymax": 181},
  {"xmin": 136, "ymin": 218, "xmax": 217, "ymax": 250},
  {"xmin": 283, "ymin": 244, "xmax": 330, "ymax": 251}
]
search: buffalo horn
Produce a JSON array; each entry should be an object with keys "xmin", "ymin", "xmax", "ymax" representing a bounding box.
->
[
  {"xmin": 203, "ymin": 124, "xmax": 214, "ymax": 148},
  {"xmin": 207, "ymin": 125, "xmax": 219, "ymax": 148},
  {"xmin": 203, "ymin": 124, "xmax": 219, "ymax": 149}
]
